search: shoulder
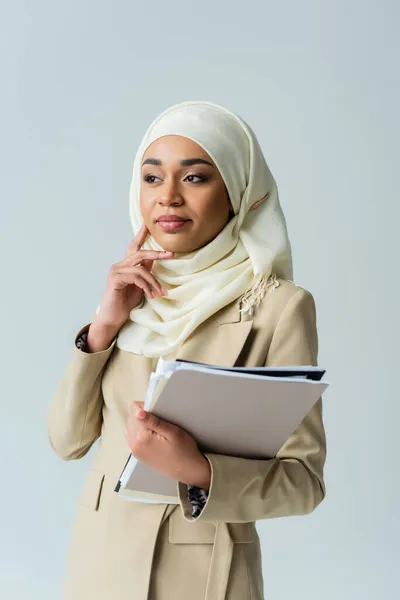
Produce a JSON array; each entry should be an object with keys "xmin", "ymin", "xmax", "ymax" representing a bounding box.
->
[{"xmin": 250, "ymin": 276, "xmax": 317, "ymax": 329}]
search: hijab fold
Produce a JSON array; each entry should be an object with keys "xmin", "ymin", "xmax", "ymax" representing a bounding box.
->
[{"xmin": 100, "ymin": 101, "xmax": 293, "ymax": 358}]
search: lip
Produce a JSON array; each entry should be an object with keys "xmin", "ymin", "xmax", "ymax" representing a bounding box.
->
[
  {"xmin": 157, "ymin": 220, "xmax": 190, "ymax": 231},
  {"xmin": 157, "ymin": 215, "xmax": 189, "ymax": 222}
]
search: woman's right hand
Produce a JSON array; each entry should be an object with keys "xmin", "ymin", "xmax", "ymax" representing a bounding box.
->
[{"xmin": 95, "ymin": 223, "xmax": 174, "ymax": 330}]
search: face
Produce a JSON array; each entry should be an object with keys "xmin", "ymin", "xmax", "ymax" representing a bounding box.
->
[{"xmin": 140, "ymin": 135, "xmax": 233, "ymax": 253}]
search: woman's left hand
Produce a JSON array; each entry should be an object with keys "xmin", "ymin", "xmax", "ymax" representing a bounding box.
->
[{"xmin": 126, "ymin": 401, "xmax": 212, "ymax": 490}]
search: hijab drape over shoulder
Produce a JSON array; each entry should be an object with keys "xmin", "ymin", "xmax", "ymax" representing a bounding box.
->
[{"xmin": 112, "ymin": 101, "xmax": 293, "ymax": 357}]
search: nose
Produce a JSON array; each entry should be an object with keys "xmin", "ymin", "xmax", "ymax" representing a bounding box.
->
[{"xmin": 157, "ymin": 177, "xmax": 184, "ymax": 207}]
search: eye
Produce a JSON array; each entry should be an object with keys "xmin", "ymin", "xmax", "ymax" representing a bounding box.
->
[
  {"xmin": 143, "ymin": 173, "xmax": 208, "ymax": 184},
  {"xmin": 184, "ymin": 174, "xmax": 208, "ymax": 183},
  {"xmin": 143, "ymin": 174, "xmax": 161, "ymax": 184}
]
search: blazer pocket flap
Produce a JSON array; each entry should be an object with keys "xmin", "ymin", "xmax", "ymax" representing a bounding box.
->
[
  {"xmin": 228, "ymin": 522, "xmax": 257, "ymax": 543},
  {"xmin": 169, "ymin": 510, "xmax": 256, "ymax": 544},
  {"xmin": 169, "ymin": 509, "xmax": 216, "ymax": 544},
  {"xmin": 79, "ymin": 469, "xmax": 105, "ymax": 511}
]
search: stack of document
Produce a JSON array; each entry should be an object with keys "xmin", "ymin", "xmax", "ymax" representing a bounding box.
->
[{"xmin": 115, "ymin": 358, "xmax": 330, "ymax": 504}]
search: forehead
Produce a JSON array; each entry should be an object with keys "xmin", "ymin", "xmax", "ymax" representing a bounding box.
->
[{"xmin": 142, "ymin": 135, "xmax": 214, "ymax": 164}]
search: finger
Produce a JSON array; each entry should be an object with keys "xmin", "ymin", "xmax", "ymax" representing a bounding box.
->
[
  {"xmin": 114, "ymin": 264, "xmax": 161, "ymax": 289},
  {"xmin": 141, "ymin": 258, "xmax": 154, "ymax": 272},
  {"xmin": 116, "ymin": 265, "xmax": 165, "ymax": 295},
  {"xmin": 125, "ymin": 223, "xmax": 149, "ymax": 257},
  {"xmin": 140, "ymin": 411, "xmax": 174, "ymax": 440},
  {"xmin": 113, "ymin": 269, "xmax": 154, "ymax": 297},
  {"xmin": 123, "ymin": 249, "xmax": 174, "ymax": 264},
  {"xmin": 131, "ymin": 400, "xmax": 145, "ymax": 414},
  {"xmin": 118, "ymin": 256, "xmax": 170, "ymax": 295},
  {"xmin": 128, "ymin": 403, "xmax": 145, "ymax": 425},
  {"xmin": 131, "ymin": 275, "xmax": 153, "ymax": 298}
]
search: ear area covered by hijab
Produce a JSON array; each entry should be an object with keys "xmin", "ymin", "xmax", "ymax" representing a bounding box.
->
[{"xmin": 99, "ymin": 100, "xmax": 293, "ymax": 358}]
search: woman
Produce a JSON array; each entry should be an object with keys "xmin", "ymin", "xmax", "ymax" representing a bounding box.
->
[{"xmin": 47, "ymin": 100, "xmax": 327, "ymax": 600}]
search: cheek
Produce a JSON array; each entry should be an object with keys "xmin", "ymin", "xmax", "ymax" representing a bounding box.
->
[
  {"xmin": 200, "ymin": 190, "xmax": 230, "ymax": 222},
  {"xmin": 139, "ymin": 195, "xmax": 152, "ymax": 224}
]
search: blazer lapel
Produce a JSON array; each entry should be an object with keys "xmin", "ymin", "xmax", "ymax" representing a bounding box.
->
[{"xmin": 175, "ymin": 300, "xmax": 253, "ymax": 368}]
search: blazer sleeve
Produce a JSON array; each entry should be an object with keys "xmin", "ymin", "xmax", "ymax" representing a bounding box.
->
[
  {"xmin": 177, "ymin": 288, "xmax": 327, "ymax": 523},
  {"xmin": 46, "ymin": 323, "xmax": 117, "ymax": 460}
]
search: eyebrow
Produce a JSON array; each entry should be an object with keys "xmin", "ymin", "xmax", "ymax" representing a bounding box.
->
[{"xmin": 142, "ymin": 157, "xmax": 214, "ymax": 168}]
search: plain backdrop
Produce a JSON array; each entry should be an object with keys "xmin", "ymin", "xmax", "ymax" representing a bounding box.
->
[{"xmin": 1, "ymin": 1, "xmax": 398, "ymax": 598}]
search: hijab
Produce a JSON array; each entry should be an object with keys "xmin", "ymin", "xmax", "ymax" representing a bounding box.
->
[{"xmin": 110, "ymin": 101, "xmax": 293, "ymax": 358}]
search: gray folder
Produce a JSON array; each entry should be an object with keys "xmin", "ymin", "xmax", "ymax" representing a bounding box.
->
[{"xmin": 116, "ymin": 362, "xmax": 330, "ymax": 503}]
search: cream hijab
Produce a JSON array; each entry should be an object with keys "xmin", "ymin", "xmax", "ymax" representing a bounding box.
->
[{"xmin": 113, "ymin": 101, "xmax": 293, "ymax": 358}]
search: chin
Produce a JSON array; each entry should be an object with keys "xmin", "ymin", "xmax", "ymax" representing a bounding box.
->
[
  {"xmin": 149, "ymin": 224, "xmax": 195, "ymax": 253},
  {"xmin": 161, "ymin": 240, "xmax": 196, "ymax": 253},
  {"xmin": 153, "ymin": 234, "xmax": 198, "ymax": 254}
]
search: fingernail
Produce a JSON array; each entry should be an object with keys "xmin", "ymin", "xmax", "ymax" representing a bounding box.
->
[{"xmin": 136, "ymin": 408, "xmax": 146, "ymax": 419}]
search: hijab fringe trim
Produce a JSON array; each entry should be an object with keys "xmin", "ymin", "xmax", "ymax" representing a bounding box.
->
[{"xmin": 238, "ymin": 272, "xmax": 280, "ymax": 316}]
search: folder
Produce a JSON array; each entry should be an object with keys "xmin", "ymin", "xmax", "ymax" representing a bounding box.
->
[{"xmin": 115, "ymin": 359, "xmax": 330, "ymax": 503}]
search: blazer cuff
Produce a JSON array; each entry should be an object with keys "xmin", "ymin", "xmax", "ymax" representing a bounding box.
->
[
  {"xmin": 179, "ymin": 452, "xmax": 281, "ymax": 523},
  {"xmin": 177, "ymin": 454, "xmax": 214, "ymax": 521},
  {"xmin": 74, "ymin": 323, "xmax": 117, "ymax": 357},
  {"xmin": 186, "ymin": 485, "xmax": 209, "ymax": 519}
]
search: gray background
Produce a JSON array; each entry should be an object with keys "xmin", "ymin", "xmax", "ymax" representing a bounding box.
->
[{"xmin": 1, "ymin": 0, "xmax": 398, "ymax": 598}]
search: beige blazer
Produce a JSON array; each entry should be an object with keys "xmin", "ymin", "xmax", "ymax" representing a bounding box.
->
[{"xmin": 47, "ymin": 277, "xmax": 327, "ymax": 600}]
